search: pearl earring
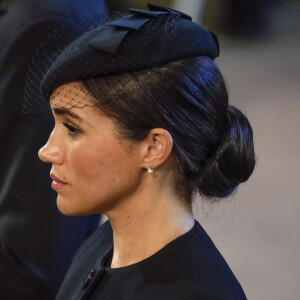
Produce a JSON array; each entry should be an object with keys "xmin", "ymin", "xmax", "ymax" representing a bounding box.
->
[{"xmin": 147, "ymin": 167, "xmax": 154, "ymax": 174}]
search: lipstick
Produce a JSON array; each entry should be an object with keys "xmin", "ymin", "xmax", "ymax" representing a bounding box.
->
[{"xmin": 50, "ymin": 173, "xmax": 67, "ymax": 190}]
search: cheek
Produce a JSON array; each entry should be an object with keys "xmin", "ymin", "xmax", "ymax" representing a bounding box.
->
[
  {"xmin": 70, "ymin": 147, "xmax": 107, "ymax": 183},
  {"xmin": 68, "ymin": 141, "xmax": 129, "ymax": 186},
  {"xmin": 60, "ymin": 139, "xmax": 140, "ymax": 215}
]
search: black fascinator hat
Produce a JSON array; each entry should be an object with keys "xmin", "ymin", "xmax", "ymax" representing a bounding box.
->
[{"xmin": 25, "ymin": 3, "xmax": 219, "ymax": 112}]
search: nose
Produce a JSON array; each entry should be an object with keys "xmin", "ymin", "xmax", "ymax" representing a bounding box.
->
[{"xmin": 38, "ymin": 130, "xmax": 63, "ymax": 164}]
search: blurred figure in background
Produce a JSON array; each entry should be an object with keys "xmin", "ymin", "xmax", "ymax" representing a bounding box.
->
[
  {"xmin": 203, "ymin": 0, "xmax": 287, "ymax": 38},
  {"xmin": 226, "ymin": 0, "xmax": 286, "ymax": 37},
  {"xmin": 0, "ymin": 0, "xmax": 106, "ymax": 299}
]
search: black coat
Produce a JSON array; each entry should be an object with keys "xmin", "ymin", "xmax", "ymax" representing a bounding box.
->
[
  {"xmin": 0, "ymin": 1, "xmax": 105, "ymax": 299},
  {"xmin": 56, "ymin": 220, "xmax": 247, "ymax": 300}
]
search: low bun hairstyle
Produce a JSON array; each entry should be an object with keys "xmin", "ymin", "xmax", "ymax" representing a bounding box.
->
[
  {"xmin": 198, "ymin": 105, "xmax": 255, "ymax": 198},
  {"xmin": 83, "ymin": 56, "xmax": 255, "ymax": 200}
]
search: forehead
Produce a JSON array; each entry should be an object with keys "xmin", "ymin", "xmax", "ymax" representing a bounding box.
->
[{"xmin": 50, "ymin": 81, "xmax": 96, "ymax": 110}]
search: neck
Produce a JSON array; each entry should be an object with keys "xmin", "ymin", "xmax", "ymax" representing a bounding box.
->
[{"xmin": 106, "ymin": 183, "xmax": 194, "ymax": 268}]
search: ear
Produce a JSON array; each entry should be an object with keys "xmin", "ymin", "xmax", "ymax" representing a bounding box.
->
[{"xmin": 142, "ymin": 128, "xmax": 173, "ymax": 170}]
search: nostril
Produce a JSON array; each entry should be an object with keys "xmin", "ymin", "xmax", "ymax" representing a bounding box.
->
[{"xmin": 38, "ymin": 141, "xmax": 63, "ymax": 164}]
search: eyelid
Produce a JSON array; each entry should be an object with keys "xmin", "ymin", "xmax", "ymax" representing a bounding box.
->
[{"xmin": 63, "ymin": 122, "xmax": 80, "ymax": 135}]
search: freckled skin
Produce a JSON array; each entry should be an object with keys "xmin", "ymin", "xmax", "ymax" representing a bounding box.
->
[
  {"xmin": 39, "ymin": 82, "xmax": 143, "ymax": 216},
  {"xmin": 39, "ymin": 83, "xmax": 196, "ymax": 270}
]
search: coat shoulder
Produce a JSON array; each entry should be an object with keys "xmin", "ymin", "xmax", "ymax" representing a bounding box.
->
[{"xmin": 175, "ymin": 221, "xmax": 247, "ymax": 299}]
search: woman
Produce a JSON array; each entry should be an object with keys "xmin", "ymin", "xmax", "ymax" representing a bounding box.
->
[{"xmin": 36, "ymin": 4, "xmax": 255, "ymax": 299}]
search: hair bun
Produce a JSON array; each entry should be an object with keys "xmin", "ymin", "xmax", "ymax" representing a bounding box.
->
[{"xmin": 198, "ymin": 105, "xmax": 255, "ymax": 198}]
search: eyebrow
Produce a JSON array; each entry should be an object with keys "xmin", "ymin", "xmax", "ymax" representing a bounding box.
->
[{"xmin": 52, "ymin": 108, "xmax": 83, "ymax": 122}]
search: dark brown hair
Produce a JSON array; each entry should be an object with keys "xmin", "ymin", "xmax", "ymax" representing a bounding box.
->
[{"xmin": 83, "ymin": 56, "xmax": 255, "ymax": 200}]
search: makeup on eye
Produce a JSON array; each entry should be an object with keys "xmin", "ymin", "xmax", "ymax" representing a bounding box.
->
[{"xmin": 63, "ymin": 122, "xmax": 80, "ymax": 136}]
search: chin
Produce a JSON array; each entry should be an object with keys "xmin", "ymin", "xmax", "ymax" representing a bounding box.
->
[{"xmin": 56, "ymin": 195, "xmax": 86, "ymax": 217}]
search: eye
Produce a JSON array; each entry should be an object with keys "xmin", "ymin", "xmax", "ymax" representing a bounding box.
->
[{"xmin": 63, "ymin": 123, "xmax": 79, "ymax": 136}]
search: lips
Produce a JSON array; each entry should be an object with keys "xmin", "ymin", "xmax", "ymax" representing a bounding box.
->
[{"xmin": 50, "ymin": 173, "xmax": 67, "ymax": 190}]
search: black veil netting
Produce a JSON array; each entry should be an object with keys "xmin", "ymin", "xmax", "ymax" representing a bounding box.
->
[{"xmin": 23, "ymin": 4, "xmax": 219, "ymax": 114}]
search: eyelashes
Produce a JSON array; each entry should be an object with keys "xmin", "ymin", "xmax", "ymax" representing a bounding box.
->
[{"xmin": 63, "ymin": 122, "xmax": 80, "ymax": 136}]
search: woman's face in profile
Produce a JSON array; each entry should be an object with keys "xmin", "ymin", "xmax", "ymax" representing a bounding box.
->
[{"xmin": 38, "ymin": 82, "xmax": 143, "ymax": 216}]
